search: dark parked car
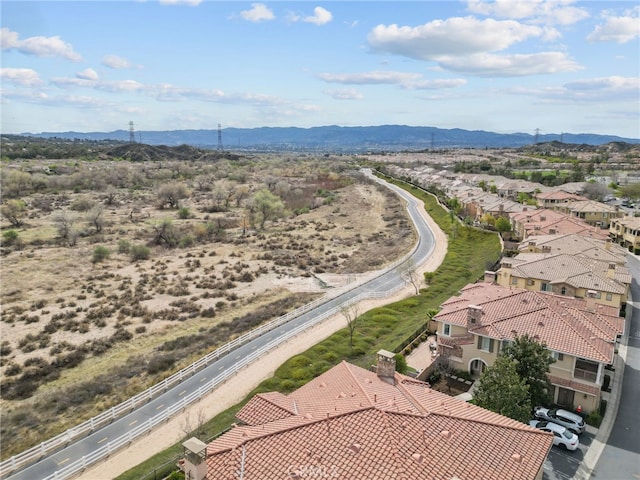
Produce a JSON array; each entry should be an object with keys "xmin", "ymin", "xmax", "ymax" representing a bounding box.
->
[{"xmin": 534, "ymin": 406, "xmax": 585, "ymax": 434}]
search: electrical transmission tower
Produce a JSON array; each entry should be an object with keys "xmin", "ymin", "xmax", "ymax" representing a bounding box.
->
[
  {"xmin": 217, "ymin": 123, "xmax": 223, "ymax": 151},
  {"xmin": 534, "ymin": 128, "xmax": 540, "ymax": 144},
  {"xmin": 129, "ymin": 121, "xmax": 136, "ymax": 144}
]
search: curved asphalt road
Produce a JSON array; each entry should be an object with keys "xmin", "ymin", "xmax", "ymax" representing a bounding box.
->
[{"xmin": 8, "ymin": 170, "xmax": 436, "ymax": 480}]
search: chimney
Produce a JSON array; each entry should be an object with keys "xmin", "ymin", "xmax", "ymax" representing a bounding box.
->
[
  {"xmin": 605, "ymin": 239, "xmax": 612, "ymax": 251},
  {"xmin": 376, "ymin": 350, "xmax": 396, "ymax": 385},
  {"xmin": 467, "ymin": 305, "xmax": 483, "ymax": 329},
  {"xmin": 585, "ymin": 290, "xmax": 597, "ymax": 312},
  {"xmin": 607, "ymin": 263, "xmax": 616, "ymax": 279},
  {"xmin": 542, "ymin": 245, "xmax": 551, "ymax": 253},
  {"xmin": 484, "ymin": 271, "xmax": 497, "ymax": 284},
  {"xmin": 180, "ymin": 438, "xmax": 208, "ymax": 480}
]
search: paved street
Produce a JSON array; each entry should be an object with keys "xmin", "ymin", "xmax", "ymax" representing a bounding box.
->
[{"xmin": 590, "ymin": 254, "xmax": 640, "ymax": 480}]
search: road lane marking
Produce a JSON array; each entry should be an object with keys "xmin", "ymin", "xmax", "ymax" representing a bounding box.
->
[
  {"xmin": 200, "ymin": 377, "xmax": 207, "ymax": 382},
  {"xmin": 156, "ymin": 404, "xmax": 164, "ymax": 410},
  {"xmin": 218, "ymin": 366, "xmax": 224, "ymax": 370},
  {"xmin": 179, "ymin": 390, "xmax": 187, "ymax": 396},
  {"xmin": 129, "ymin": 420, "xmax": 138, "ymax": 426},
  {"xmin": 97, "ymin": 437, "xmax": 108, "ymax": 444},
  {"xmin": 58, "ymin": 458, "xmax": 70, "ymax": 466}
]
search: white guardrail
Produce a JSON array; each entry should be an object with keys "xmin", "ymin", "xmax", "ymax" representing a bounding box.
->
[
  {"xmin": 2, "ymin": 171, "xmax": 420, "ymax": 479},
  {"xmin": 1, "ymin": 286, "xmax": 402, "ymax": 480}
]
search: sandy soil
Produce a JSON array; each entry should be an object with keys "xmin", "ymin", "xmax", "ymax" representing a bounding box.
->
[{"xmin": 77, "ymin": 196, "xmax": 448, "ymax": 480}]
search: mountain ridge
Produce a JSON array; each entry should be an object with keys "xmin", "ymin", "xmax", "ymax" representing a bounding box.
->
[{"xmin": 19, "ymin": 124, "xmax": 639, "ymax": 152}]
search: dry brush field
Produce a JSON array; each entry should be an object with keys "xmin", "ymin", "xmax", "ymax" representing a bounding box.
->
[{"xmin": 0, "ymin": 153, "xmax": 415, "ymax": 457}]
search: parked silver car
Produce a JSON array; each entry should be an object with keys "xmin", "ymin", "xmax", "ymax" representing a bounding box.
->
[
  {"xmin": 534, "ymin": 406, "xmax": 585, "ymax": 434},
  {"xmin": 529, "ymin": 420, "xmax": 580, "ymax": 451}
]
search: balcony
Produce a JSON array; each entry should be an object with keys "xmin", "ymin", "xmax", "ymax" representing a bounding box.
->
[{"xmin": 573, "ymin": 368, "xmax": 597, "ymax": 382}]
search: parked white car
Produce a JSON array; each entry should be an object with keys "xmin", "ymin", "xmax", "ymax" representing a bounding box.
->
[
  {"xmin": 529, "ymin": 420, "xmax": 580, "ymax": 451},
  {"xmin": 534, "ymin": 406, "xmax": 585, "ymax": 434}
]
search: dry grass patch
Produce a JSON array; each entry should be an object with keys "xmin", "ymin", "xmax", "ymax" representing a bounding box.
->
[{"xmin": 0, "ymin": 156, "xmax": 414, "ymax": 458}]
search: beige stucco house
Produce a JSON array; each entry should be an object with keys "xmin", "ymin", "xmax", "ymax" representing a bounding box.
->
[
  {"xmin": 609, "ymin": 216, "xmax": 640, "ymax": 254},
  {"xmin": 432, "ymin": 283, "xmax": 624, "ymax": 414}
]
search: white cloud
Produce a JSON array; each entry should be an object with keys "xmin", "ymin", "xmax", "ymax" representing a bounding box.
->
[
  {"xmin": 77, "ymin": 68, "xmax": 99, "ymax": 81},
  {"xmin": 0, "ymin": 67, "xmax": 43, "ymax": 87},
  {"xmin": 0, "ymin": 27, "xmax": 82, "ymax": 61},
  {"xmin": 317, "ymin": 71, "xmax": 423, "ymax": 85},
  {"xmin": 159, "ymin": 0, "xmax": 202, "ymax": 5},
  {"xmin": 510, "ymin": 76, "xmax": 639, "ymax": 103},
  {"xmin": 439, "ymin": 51, "xmax": 582, "ymax": 76},
  {"xmin": 409, "ymin": 79, "xmax": 468, "ymax": 89},
  {"xmin": 303, "ymin": 7, "xmax": 333, "ymax": 26},
  {"xmin": 563, "ymin": 76, "xmax": 640, "ymax": 98},
  {"xmin": 102, "ymin": 54, "xmax": 135, "ymax": 69},
  {"xmin": 587, "ymin": 11, "xmax": 640, "ymax": 44},
  {"xmin": 317, "ymin": 70, "xmax": 467, "ymax": 90},
  {"xmin": 323, "ymin": 88, "xmax": 364, "ymax": 100},
  {"xmin": 367, "ymin": 17, "xmax": 551, "ymax": 60},
  {"xmin": 240, "ymin": 3, "xmax": 275, "ymax": 23},
  {"xmin": 466, "ymin": 0, "xmax": 589, "ymax": 25}
]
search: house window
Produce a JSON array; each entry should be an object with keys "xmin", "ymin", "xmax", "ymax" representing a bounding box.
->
[
  {"xmin": 501, "ymin": 339, "xmax": 512, "ymax": 352},
  {"xmin": 606, "ymin": 293, "xmax": 613, "ymax": 301},
  {"xmin": 478, "ymin": 336, "xmax": 494, "ymax": 352},
  {"xmin": 511, "ymin": 277, "xmax": 518, "ymax": 285},
  {"xmin": 541, "ymin": 283, "xmax": 552, "ymax": 292},
  {"xmin": 527, "ymin": 279, "xmax": 534, "ymax": 286},
  {"xmin": 551, "ymin": 351, "xmax": 564, "ymax": 361},
  {"xmin": 595, "ymin": 291, "xmax": 602, "ymax": 299},
  {"xmin": 443, "ymin": 323, "xmax": 451, "ymax": 336},
  {"xmin": 561, "ymin": 287, "xmax": 567, "ymax": 295}
]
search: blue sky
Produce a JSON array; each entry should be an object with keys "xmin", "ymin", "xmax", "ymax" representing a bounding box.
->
[{"xmin": 1, "ymin": 1, "xmax": 639, "ymax": 138}]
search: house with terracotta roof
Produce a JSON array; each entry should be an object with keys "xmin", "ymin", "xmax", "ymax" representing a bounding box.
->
[
  {"xmin": 555, "ymin": 200, "xmax": 624, "ymax": 229},
  {"xmin": 534, "ymin": 191, "xmax": 587, "ymax": 209},
  {"xmin": 180, "ymin": 353, "xmax": 553, "ymax": 480},
  {"xmin": 509, "ymin": 208, "xmax": 609, "ymax": 240},
  {"xmin": 609, "ymin": 216, "xmax": 640, "ymax": 254},
  {"xmin": 493, "ymin": 253, "xmax": 630, "ymax": 312},
  {"xmin": 517, "ymin": 233, "xmax": 628, "ymax": 266},
  {"xmin": 432, "ymin": 283, "xmax": 623, "ymax": 414}
]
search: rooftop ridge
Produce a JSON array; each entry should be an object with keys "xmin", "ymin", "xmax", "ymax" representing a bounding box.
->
[{"xmin": 342, "ymin": 361, "xmax": 375, "ymax": 407}]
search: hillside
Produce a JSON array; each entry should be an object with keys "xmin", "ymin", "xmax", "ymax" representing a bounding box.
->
[{"xmin": 16, "ymin": 125, "xmax": 639, "ymax": 152}]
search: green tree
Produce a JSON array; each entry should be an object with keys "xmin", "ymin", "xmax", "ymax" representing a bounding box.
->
[
  {"xmin": 252, "ymin": 188, "xmax": 285, "ymax": 229},
  {"xmin": 394, "ymin": 354, "xmax": 408, "ymax": 375},
  {"xmin": 1, "ymin": 199, "xmax": 27, "ymax": 227},
  {"xmin": 502, "ymin": 334, "xmax": 555, "ymax": 408},
  {"xmin": 473, "ymin": 355, "xmax": 531, "ymax": 422},
  {"xmin": 495, "ymin": 216, "xmax": 512, "ymax": 233},
  {"xmin": 618, "ymin": 183, "xmax": 640, "ymax": 201}
]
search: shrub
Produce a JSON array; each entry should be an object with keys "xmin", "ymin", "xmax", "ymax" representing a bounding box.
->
[
  {"xmin": 587, "ymin": 409, "xmax": 602, "ymax": 427},
  {"xmin": 130, "ymin": 244, "xmax": 151, "ymax": 261},
  {"xmin": 92, "ymin": 245, "xmax": 110, "ymax": 263},
  {"xmin": 178, "ymin": 207, "xmax": 190, "ymax": 219},
  {"xmin": 2, "ymin": 229, "xmax": 19, "ymax": 245},
  {"xmin": 118, "ymin": 239, "xmax": 131, "ymax": 254}
]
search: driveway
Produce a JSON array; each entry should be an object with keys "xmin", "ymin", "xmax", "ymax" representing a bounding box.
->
[{"xmin": 543, "ymin": 426, "xmax": 596, "ymax": 480}]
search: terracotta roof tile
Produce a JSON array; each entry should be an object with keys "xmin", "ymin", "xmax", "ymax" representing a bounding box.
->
[
  {"xmin": 434, "ymin": 284, "xmax": 621, "ymax": 363},
  {"xmin": 203, "ymin": 362, "xmax": 553, "ymax": 479}
]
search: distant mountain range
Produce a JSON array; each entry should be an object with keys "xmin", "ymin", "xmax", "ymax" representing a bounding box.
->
[{"xmin": 21, "ymin": 125, "xmax": 639, "ymax": 151}]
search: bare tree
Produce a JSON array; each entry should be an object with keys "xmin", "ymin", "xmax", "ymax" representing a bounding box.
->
[
  {"xmin": 151, "ymin": 218, "xmax": 179, "ymax": 247},
  {"xmin": 180, "ymin": 407, "xmax": 208, "ymax": 438},
  {"xmin": 1, "ymin": 199, "xmax": 27, "ymax": 227},
  {"xmin": 341, "ymin": 303, "xmax": 360, "ymax": 349},
  {"xmin": 398, "ymin": 258, "xmax": 421, "ymax": 295},
  {"xmin": 156, "ymin": 182, "xmax": 190, "ymax": 209},
  {"xmin": 86, "ymin": 206, "xmax": 105, "ymax": 234}
]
